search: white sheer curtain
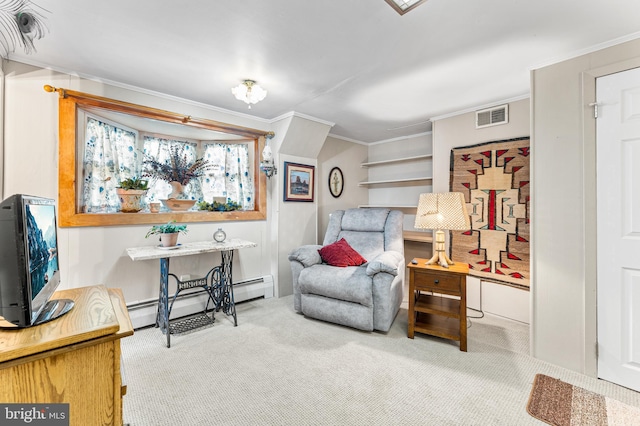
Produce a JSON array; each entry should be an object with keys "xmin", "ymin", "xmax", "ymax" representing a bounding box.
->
[
  {"xmin": 82, "ymin": 117, "xmax": 139, "ymax": 212},
  {"xmin": 202, "ymin": 143, "xmax": 254, "ymax": 210}
]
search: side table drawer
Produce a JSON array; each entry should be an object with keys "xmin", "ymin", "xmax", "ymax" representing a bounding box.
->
[{"xmin": 414, "ymin": 271, "xmax": 460, "ymax": 293}]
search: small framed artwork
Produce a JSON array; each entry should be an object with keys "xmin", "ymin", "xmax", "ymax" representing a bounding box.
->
[
  {"xmin": 284, "ymin": 162, "xmax": 315, "ymax": 202},
  {"xmin": 328, "ymin": 167, "xmax": 344, "ymax": 198}
]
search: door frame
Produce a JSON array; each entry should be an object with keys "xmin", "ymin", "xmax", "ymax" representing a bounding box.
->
[{"xmin": 582, "ymin": 58, "xmax": 640, "ymax": 377}]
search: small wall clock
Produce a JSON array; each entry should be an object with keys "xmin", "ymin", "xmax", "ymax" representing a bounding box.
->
[{"xmin": 328, "ymin": 167, "xmax": 344, "ymax": 198}]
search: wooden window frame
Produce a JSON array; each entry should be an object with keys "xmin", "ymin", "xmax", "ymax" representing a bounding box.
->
[{"xmin": 50, "ymin": 85, "xmax": 269, "ymax": 227}]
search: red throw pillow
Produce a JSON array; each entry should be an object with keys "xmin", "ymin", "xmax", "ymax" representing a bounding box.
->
[{"xmin": 318, "ymin": 238, "xmax": 367, "ymax": 267}]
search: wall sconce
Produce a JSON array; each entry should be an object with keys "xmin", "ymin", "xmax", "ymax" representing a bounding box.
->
[
  {"xmin": 231, "ymin": 79, "xmax": 267, "ymax": 109},
  {"xmin": 260, "ymin": 132, "xmax": 277, "ymax": 179}
]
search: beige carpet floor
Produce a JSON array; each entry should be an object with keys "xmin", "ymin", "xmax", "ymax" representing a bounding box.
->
[{"xmin": 121, "ymin": 296, "xmax": 640, "ymax": 425}]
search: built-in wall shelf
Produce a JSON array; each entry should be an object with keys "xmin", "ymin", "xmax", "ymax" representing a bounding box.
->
[
  {"xmin": 365, "ymin": 136, "xmax": 433, "ymax": 252},
  {"xmin": 361, "ymin": 154, "xmax": 432, "ymax": 168},
  {"xmin": 403, "ymin": 230, "xmax": 433, "ymax": 243},
  {"xmin": 358, "ymin": 176, "xmax": 432, "ymax": 186}
]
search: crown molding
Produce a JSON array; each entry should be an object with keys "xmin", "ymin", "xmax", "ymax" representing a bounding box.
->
[
  {"xmin": 269, "ymin": 111, "xmax": 334, "ymax": 127},
  {"xmin": 530, "ymin": 30, "xmax": 640, "ymax": 71},
  {"xmin": 327, "ymin": 130, "xmax": 434, "ymax": 146},
  {"xmin": 6, "ymin": 57, "xmax": 272, "ymax": 124},
  {"xmin": 369, "ymin": 131, "xmax": 433, "ymax": 146},
  {"xmin": 326, "ymin": 133, "xmax": 368, "ymax": 145}
]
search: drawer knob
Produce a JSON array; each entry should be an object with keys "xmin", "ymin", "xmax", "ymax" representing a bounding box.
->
[{"xmin": 434, "ymin": 279, "xmax": 439, "ymax": 284}]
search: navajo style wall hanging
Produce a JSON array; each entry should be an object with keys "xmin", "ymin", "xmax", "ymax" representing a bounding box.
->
[{"xmin": 449, "ymin": 137, "xmax": 530, "ymax": 289}]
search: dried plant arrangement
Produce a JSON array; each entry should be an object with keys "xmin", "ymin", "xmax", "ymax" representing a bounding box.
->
[{"xmin": 143, "ymin": 145, "xmax": 211, "ymax": 186}]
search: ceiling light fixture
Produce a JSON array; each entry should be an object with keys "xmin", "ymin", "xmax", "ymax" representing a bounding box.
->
[
  {"xmin": 384, "ymin": 0, "xmax": 428, "ymax": 15},
  {"xmin": 231, "ymin": 79, "xmax": 267, "ymax": 109}
]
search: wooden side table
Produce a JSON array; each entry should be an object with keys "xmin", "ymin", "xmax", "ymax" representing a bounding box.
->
[{"xmin": 407, "ymin": 260, "xmax": 469, "ymax": 351}]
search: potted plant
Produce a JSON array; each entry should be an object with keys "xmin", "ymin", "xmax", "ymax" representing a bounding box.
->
[
  {"xmin": 116, "ymin": 177, "xmax": 149, "ymax": 213},
  {"xmin": 146, "ymin": 220, "xmax": 188, "ymax": 247},
  {"xmin": 196, "ymin": 199, "xmax": 242, "ymax": 212},
  {"xmin": 143, "ymin": 145, "xmax": 210, "ymax": 210}
]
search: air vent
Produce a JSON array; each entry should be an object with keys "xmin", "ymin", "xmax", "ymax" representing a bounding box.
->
[{"xmin": 476, "ymin": 104, "xmax": 508, "ymax": 128}]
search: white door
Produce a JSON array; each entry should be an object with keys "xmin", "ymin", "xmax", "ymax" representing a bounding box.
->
[{"xmin": 597, "ymin": 66, "xmax": 640, "ymax": 392}]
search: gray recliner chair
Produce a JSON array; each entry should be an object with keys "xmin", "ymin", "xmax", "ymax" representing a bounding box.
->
[{"xmin": 288, "ymin": 208, "xmax": 404, "ymax": 332}]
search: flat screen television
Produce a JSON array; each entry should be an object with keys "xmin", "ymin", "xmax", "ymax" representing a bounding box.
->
[{"xmin": 0, "ymin": 194, "xmax": 73, "ymax": 328}]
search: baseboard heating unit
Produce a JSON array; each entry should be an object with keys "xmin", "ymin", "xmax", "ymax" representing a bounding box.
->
[{"xmin": 126, "ymin": 275, "xmax": 274, "ymax": 329}]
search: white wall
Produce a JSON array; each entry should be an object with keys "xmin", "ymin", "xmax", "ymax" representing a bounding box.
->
[
  {"xmin": 271, "ymin": 114, "xmax": 333, "ymax": 297},
  {"xmin": 432, "ymin": 98, "xmax": 531, "ymax": 323},
  {"xmin": 531, "ymin": 38, "xmax": 640, "ymax": 375},
  {"xmin": 2, "ymin": 61, "xmax": 274, "ymax": 313},
  {"xmin": 275, "ymin": 153, "xmax": 318, "ymax": 298},
  {"xmin": 317, "ymin": 136, "xmax": 369, "ymax": 239}
]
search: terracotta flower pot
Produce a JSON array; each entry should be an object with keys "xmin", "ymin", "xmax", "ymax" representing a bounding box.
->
[
  {"xmin": 116, "ymin": 188, "xmax": 147, "ymax": 213},
  {"xmin": 159, "ymin": 232, "xmax": 179, "ymax": 247}
]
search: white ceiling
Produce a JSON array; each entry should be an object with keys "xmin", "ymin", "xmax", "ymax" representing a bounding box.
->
[{"xmin": 8, "ymin": 0, "xmax": 640, "ymax": 143}]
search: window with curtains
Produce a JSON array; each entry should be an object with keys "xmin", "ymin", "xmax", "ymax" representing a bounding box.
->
[
  {"xmin": 81, "ymin": 117, "xmax": 254, "ymax": 213},
  {"xmin": 201, "ymin": 142, "xmax": 254, "ymax": 209}
]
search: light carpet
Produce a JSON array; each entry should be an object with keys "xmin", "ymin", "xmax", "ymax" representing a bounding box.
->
[
  {"xmin": 527, "ymin": 374, "xmax": 640, "ymax": 426},
  {"xmin": 121, "ymin": 296, "xmax": 640, "ymax": 425}
]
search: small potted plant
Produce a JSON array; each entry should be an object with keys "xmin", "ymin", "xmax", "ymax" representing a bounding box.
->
[
  {"xmin": 145, "ymin": 220, "xmax": 188, "ymax": 247},
  {"xmin": 116, "ymin": 177, "xmax": 149, "ymax": 213},
  {"xmin": 196, "ymin": 199, "xmax": 242, "ymax": 212}
]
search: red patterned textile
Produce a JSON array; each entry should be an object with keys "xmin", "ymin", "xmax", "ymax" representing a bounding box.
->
[{"xmin": 450, "ymin": 137, "xmax": 530, "ymax": 288}]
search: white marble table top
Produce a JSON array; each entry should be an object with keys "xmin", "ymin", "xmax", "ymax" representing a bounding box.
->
[{"xmin": 126, "ymin": 238, "xmax": 257, "ymax": 261}]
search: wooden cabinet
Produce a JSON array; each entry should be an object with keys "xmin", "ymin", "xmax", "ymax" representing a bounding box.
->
[
  {"xmin": 407, "ymin": 260, "xmax": 469, "ymax": 351},
  {"xmin": 0, "ymin": 285, "xmax": 134, "ymax": 425}
]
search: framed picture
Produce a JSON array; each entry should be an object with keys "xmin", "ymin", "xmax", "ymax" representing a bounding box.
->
[
  {"xmin": 284, "ymin": 162, "xmax": 315, "ymax": 202},
  {"xmin": 328, "ymin": 167, "xmax": 344, "ymax": 198}
]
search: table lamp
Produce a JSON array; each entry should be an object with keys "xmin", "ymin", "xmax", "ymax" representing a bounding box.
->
[{"xmin": 414, "ymin": 192, "xmax": 471, "ymax": 268}]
